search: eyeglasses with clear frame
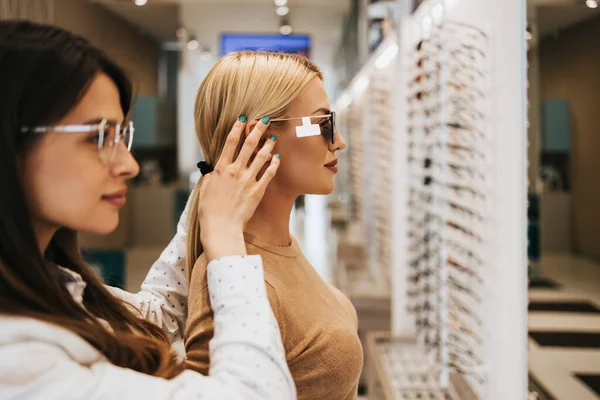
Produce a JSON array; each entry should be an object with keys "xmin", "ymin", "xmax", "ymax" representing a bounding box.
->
[
  {"xmin": 270, "ymin": 112, "xmax": 336, "ymax": 145},
  {"xmin": 21, "ymin": 119, "xmax": 135, "ymax": 166}
]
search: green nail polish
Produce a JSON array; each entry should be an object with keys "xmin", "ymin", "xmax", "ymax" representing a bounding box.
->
[
  {"xmin": 239, "ymin": 115, "xmax": 247, "ymax": 123},
  {"xmin": 261, "ymin": 116, "xmax": 270, "ymax": 124},
  {"xmin": 275, "ymin": 153, "xmax": 280, "ymax": 159},
  {"xmin": 269, "ymin": 135, "xmax": 276, "ymax": 141}
]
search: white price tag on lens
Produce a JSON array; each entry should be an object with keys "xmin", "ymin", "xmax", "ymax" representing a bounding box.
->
[{"xmin": 295, "ymin": 117, "xmax": 321, "ymax": 138}]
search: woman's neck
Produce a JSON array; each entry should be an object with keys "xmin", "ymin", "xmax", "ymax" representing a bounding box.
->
[
  {"xmin": 245, "ymin": 184, "xmax": 296, "ymax": 247},
  {"xmin": 34, "ymin": 220, "xmax": 57, "ymax": 255}
]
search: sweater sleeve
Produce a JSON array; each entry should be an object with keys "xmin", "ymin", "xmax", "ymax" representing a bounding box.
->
[
  {"xmin": 108, "ymin": 193, "xmax": 192, "ymax": 343},
  {"xmin": 0, "ymin": 256, "xmax": 296, "ymax": 400}
]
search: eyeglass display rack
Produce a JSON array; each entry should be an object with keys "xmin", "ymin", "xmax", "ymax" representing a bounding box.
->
[
  {"xmin": 366, "ymin": 331, "xmax": 479, "ymax": 400},
  {"xmin": 394, "ymin": 1, "xmax": 528, "ymax": 399},
  {"xmin": 335, "ymin": 34, "xmax": 398, "ymax": 296},
  {"xmin": 367, "ymin": 331, "xmax": 542, "ymax": 400},
  {"xmin": 404, "ymin": 16, "xmax": 491, "ymax": 395},
  {"xmin": 334, "ymin": 0, "xmax": 528, "ymax": 399}
]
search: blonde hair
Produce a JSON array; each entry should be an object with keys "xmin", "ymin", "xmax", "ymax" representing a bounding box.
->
[{"xmin": 187, "ymin": 51, "xmax": 323, "ymax": 276}]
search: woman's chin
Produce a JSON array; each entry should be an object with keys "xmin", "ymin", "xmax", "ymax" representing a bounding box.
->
[
  {"xmin": 79, "ymin": 217, "xmax": 120, "ymax": 236},
  {"xmin": 308, "ymin": 181, "xmax": 335, "ymax": 195}
]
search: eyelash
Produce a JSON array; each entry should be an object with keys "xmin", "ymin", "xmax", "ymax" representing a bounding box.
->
[{"xmin": 87, "ymin": 133, "xmax": 101, "ymax": 144}]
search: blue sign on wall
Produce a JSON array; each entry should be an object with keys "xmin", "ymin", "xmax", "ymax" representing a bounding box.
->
[{"xmin": 221, "ymin": 33, "xmax": 311, "ymax": 58}]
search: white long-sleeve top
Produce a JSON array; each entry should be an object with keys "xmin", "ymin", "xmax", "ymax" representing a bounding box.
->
[
  {"xmin": 108, "ymin": 197, "xmax": 193, "ymax": 343},
  {"xmin": 0, "ymin": 255, "xmax": 296, "ymax": 400}
]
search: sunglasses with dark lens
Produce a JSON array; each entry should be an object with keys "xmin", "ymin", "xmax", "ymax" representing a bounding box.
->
[
  {"xmin": 271, "ymin": 112, "xmax": 336, "ymax": 145},
  {"xmin": 320, "ymin": 111, "xmax": 336, "ymax": 145}
]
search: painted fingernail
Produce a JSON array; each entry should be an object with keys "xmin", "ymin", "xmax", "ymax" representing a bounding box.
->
[
  {"xmin": 261, "ymin": 116, "xmax": 270, "ymax": 124},
  {"xmin": 239, "ymin": 115, "xmax": 247, "ymax": 123},
  {"xmin": 275, "ymin": 153, "xmax": 280, "ymax": 159},
  {"xmin": 269, "ymin": 135, "xmax": 276, "ymax": 141}
]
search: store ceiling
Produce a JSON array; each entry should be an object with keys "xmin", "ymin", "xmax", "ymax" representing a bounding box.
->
[
  {"xmin": 181, "ymin": 0, "xmax": 348, "ymax": 7},
  {"xmin": 100, "ymin": 0, "xmax": 600, "ymax": 45},
  {"xmin": 529, "ymin": 0, "xmax": 600, "ymax": 37},
  {"xmin": 92, "ymin": 0, "xmax": 351, "ymax": 41},
  {"xmin": 537, "ymin": 5, "xmax": 600, "ymax": 37},
  {"xmin": 99, "ymin": 2, "xmax": 179, "ymax": 40}
]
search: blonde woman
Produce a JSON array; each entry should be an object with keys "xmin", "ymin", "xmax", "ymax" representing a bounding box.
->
[{"xmin": 183, "ymin": 52, "xmax": 363, "ymax": 400}]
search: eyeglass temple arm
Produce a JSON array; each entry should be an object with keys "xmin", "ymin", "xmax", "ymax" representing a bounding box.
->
[
  {"xmin": 269, "ymin": 114, "xmax": 332, "ymax": 122},
  {"xmin": 21, "ymin": 120, "xmax": 108, "ymax": 134}
]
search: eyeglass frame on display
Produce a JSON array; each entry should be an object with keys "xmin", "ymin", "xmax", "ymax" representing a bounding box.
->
[
  {"xmin": 414, "ymin": 178, "xmax": 488, "ymax": 210},
  {"xmin": 416, "ymin": 160, "xmax": 488, "ymax": 191},
  {"xmin": 408, "ymin": 259, "xmax": 483, "ymax": 296},
  {"xmin": 416, "ymin": 55, "xmax": 486, "ymax": 79},
  {"xmin": 408, "ymin": 98, "xmax": 485, "ymax": 121},
  {"xmin": 409, "ymin": 65, "xmax": 485, "ymax": 90},
  {"xmin": 415, "ymin": 35, "xmax": 487, "ymax": 59},
  {"xmin": 430, "ymin": 20, "xmax": 489, "ymax": 42},
  {"xmin": 407, "ymin": 205, "xmax": 485, "ymax": 242},
  {"xmin": 411, "ymin": 229, "xmax": 486, "ymax": 270},
  {"xmin": 408, "ymin": 122, "xmax": 486, "ymax": 140},
  {"xmin": 410, "ymin": 141, "xmax": 487, "ymax": 165},
  {"xmin": 412, "ymin": 298, "xmax": 483, "ymax": 334},
  {"xmin": 408, "ymin": 78, "xmax": 486, "ymax": 101}
]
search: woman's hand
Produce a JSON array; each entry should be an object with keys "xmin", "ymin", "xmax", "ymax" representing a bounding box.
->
[{"xmin": 198, "ymin": 117, "xmax": 279, "ymax": 261}]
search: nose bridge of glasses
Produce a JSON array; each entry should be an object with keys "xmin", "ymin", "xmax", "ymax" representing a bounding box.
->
[{"xmin": 101, "ymin": 122, "xmax": 134, "ymax": 163}]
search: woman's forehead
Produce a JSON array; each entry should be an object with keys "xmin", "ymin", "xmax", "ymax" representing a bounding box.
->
[{"xmin": 289, "ymin": 78, "xmax": 330, "ymax": 115}]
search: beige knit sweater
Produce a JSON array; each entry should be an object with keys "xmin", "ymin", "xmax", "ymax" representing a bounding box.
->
[{"xmin": 185, "ymin": 233, "xmax": 364, "ymax": 400}]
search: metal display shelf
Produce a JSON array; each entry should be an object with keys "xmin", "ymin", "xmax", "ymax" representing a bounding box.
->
[{"xmin": 366, "ymin": 331, "xmax": 479, "ymax": 400}]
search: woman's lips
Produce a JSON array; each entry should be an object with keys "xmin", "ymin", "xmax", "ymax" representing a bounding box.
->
[
  {"xmin": 102, "ymin": 189, "xmax": 127, "ymax": 207},
  {"xmin": 325, "ymin": 160, "xmax": 338, "ymax": 174},
  {"xmin": 103, "ymin": 195, "xmax": 126, "ymax": 207}
]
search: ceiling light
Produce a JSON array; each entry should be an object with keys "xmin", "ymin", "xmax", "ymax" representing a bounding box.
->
[
  {"xmin": 274, "ymin": 0, "xmax": 287, "ymax": 6},
  {"xmin": 336, "ymin": 93, "xmax": 352, "ymax": 111},
  {"xmin": 352, "ymin": 76, "xmax": 369, "ymax": 95},
  {"xmin": 525, "ymin": 24, "xmax": 533, "ymax": 41},
  {"xmin": 586, "ymin": 0, "xmax": 598, "ymax": 8},
  {"xmin": 280, "ymin": 24, "xmax": 293, "ymax": 36},
  {"xmin": 431, "ymin": 3, "xmax": 444, "ymax": 23},
  {"xmin": 375, "ymin": 42, "xmax": 398, "ymax": 70},
  {"xmin": 276, "ymin": 6, "xmax": 290, "ymax": 16},
  {"xmin": 134, "ymin": 0, "xmax": 147, "ymax": 6},
  {"xmin": 187, "ymin": 35, "xmax": 199, "ymax": 51},
  {"xmin": 176, "ymin": 28, "xmax": 186, "ymax": 39}
]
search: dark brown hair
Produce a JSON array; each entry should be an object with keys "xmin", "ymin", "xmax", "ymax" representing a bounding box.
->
[{"xmin": 0, "ymin": 20, "xmax": 182, "ymax": 378}]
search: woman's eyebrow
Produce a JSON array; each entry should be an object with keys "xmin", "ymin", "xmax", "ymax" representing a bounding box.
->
[
  {"xmin": 81, "ymin": 118, "xmax": 121, "ymax": 125},
  {"xmin": 311, "ymin": 107, "xmax": 331, "ymax": 115}
]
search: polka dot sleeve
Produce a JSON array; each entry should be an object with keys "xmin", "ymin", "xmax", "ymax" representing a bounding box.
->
[
  {"xmin": 109, "ymin": 194, "xmax": 192, "ymax": 343},
  {"xmin": 202, "ymin": 255, "xmax": 296, "ymax": 399}
]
